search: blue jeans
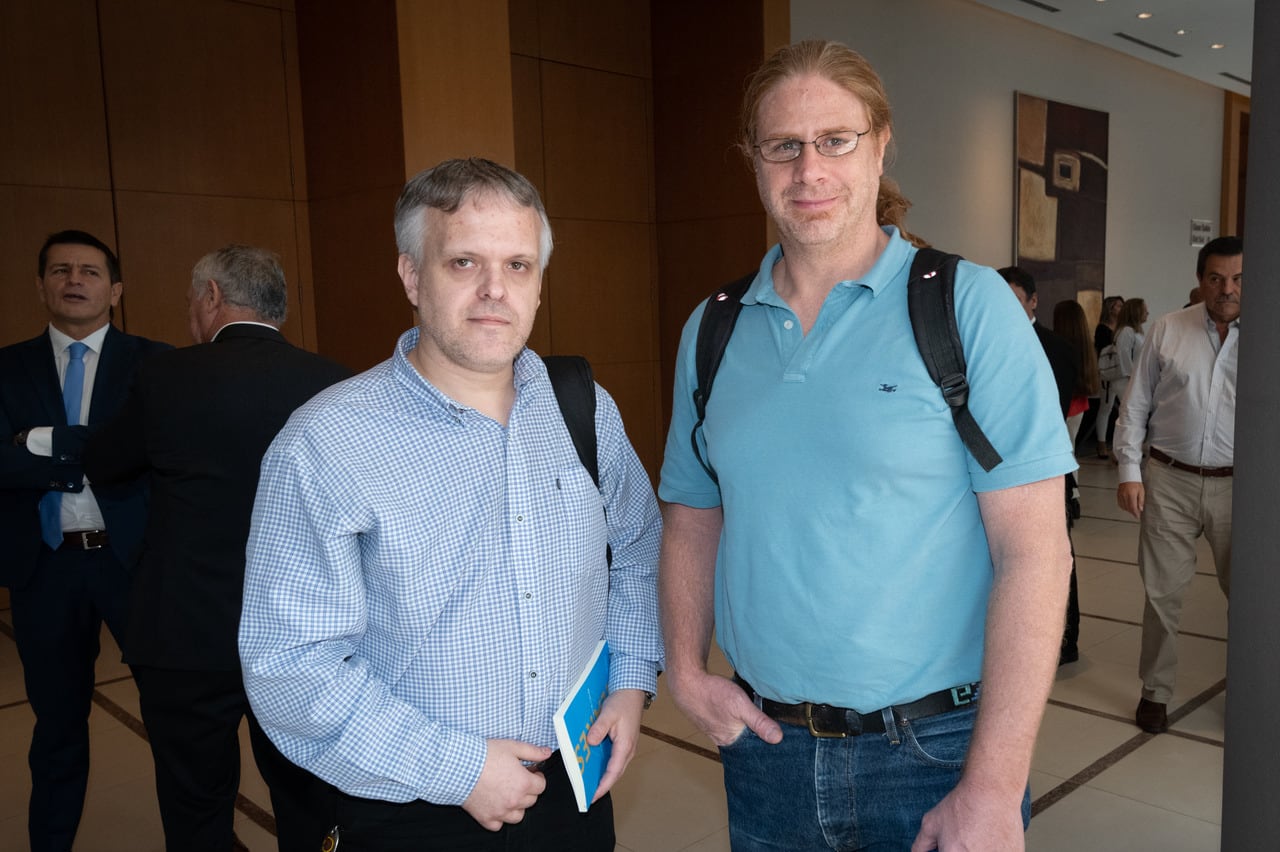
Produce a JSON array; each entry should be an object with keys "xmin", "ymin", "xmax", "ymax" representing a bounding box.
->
[{"xmin": 719, "ymin": 705, "xmax": 1030, "ymax": 851}]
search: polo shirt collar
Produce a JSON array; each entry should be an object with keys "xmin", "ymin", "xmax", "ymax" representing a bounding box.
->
[{"xmin": 742, "ymin": 225, "xmax": 912, "ymax": 307}]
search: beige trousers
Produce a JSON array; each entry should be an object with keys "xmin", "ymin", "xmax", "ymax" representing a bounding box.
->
[{"xmin": 1137, "ymin": 458, "xmax": 1231, "ymax": 704}]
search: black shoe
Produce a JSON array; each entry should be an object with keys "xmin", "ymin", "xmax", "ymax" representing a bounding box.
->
[
  {"xmin": 1135, "ymin": 698, "xmax": 1168, "ymax": 733},
  {"xmin": 1058, "ymin": 645, "xmax": 1079, "ymax": 666}
]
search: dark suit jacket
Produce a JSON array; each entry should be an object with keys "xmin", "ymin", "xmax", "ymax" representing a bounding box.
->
[
  {"xmin": 84, "ymin": 323, "xmax": 351, "ymax": 670},
  {"xmin": 1033, "ymin": 322, "xmax": 1077, "ymax": 420},
  {"xmin": 0, "ymin": 325, "xmax": 170, "ymax": 588}
]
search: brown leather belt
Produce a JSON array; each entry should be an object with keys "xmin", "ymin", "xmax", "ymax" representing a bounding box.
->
[
  {"xmin": 61, "ymin": 530, "xmax": 109, "ymax": 551},
  {"xmin": 735, "ymin": 674, "xmax": 979, "ymax": 738},
  {"xmin": 1149, "ymin": 447, "xmax": 1233, "ymax": 478}
]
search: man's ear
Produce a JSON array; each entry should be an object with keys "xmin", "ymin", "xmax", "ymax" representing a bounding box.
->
[
  {"xmin": 398, "ymin": 254, "xmax": 420, "ymax": 308},
  {"xmin": 204, "ymin": 279, "xmax": 223, "ymax": 309}
]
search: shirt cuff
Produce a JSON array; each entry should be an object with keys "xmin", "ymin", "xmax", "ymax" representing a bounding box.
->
[
  {"xmin": 607, "ymin": 651, "xmax": 660, "ymax": 697},
  {"xmin": 25, "ymin": 426, "xmax": 53, "ymax": 457}
]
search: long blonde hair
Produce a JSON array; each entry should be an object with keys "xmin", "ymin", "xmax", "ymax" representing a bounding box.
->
[{"xmin": 739, "ymin": 40, "xmax": 928, "ymax": 248}]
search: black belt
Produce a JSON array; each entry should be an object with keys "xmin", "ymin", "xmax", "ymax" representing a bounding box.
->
[
  {"xmin": 735, "ymin": 674, "xmax": 979, "ymax": 738},
  {"xmin": 1149, "ymin": 447, "xmax": 1233, "ymax": 478},
  {"xmin": 60, "ymin": 530, "xmax": 109, "ymax": 551}
]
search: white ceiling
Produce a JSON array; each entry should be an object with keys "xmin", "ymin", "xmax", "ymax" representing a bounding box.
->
[{"xmin": 969, "ymin": 0, "xmax": 1254, "ymax": 96}]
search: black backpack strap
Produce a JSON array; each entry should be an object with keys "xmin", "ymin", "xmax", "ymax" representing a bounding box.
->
[
  {"xmin": 691, "ymin": 273, "xmax": 755, "ymax": 483},
  {"xmin": 907, "ymin": 248, "xmax": 1003, "ymax": 473},
  {"xmin": 543, "ymin": 354, "xmax": 599, "ymax": 488}
]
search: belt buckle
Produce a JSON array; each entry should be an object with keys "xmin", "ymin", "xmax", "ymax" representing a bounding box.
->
[
  {"xmin": 79, "ymin": 531, "xmax": 103, "ymax": 551},
  {"xmin": 804, "ymin": 703, "xmax": 847, "ymax": 739}
]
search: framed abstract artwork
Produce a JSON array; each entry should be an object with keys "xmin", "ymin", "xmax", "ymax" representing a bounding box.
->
[{"xmin": 1014, "ymin": 92, "xmax": 1110, "ymax": 326}]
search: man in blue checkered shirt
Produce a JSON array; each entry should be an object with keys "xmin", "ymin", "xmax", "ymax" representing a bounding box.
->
[{"xmin": 238, "ymin": 158, "xmax": 663, "ymax": 851}]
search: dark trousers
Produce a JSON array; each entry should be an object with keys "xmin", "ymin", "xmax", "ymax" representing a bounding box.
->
[
  {"xmin": 9, "ymin": 544, "xmax": 131, "ymax": 852},
  {"xmin": 131, "ymin": 665, "xmax": 329, "ymax": 852},
  {"xmin": 1063, "ymin": 510, "xmax": 1080, "ymax": 653},
  {"xmin": 321, "ymin": 752, "xmax": 615, "ymax": 851}
]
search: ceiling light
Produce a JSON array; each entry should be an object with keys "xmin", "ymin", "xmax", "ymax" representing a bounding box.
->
[
  {"xmin": 1211, "ymin": 43, "xmax": 1225, "ymax": 49},
  {"xmin": 1137, "ymin": 11, "xmax": 1153, "ymax": 19},
  {"xmin": 1175, "ymin": 29, "xmax": 1188, "ymax": 36}
]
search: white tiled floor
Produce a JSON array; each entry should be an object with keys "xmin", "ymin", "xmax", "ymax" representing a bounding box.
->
[{"xmin": 0, "ymin": 456, "xmax": 1227, "ymax": 850}]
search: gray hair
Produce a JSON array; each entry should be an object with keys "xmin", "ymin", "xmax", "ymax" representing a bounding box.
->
[
  {"xmin": 191, "ymin": 245, "xmax": 287, "ymax": 324},
  {"xmin": 393, "ymin": 158, "xmax": 553, "ymax": 269}
]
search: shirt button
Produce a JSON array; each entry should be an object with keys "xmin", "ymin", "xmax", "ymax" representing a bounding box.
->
[
  {"xmin": 524, "ymin": 592, "xmax": 532, "ymax": 600},
  {"xmin": 530, "ymin": 671, "xmax": 538, "ymax": 679},
  {"xmin": 516, "ymin": 515, "xmax": 524, "ymax": 523},
  {"xmin": 783, "ymin": 319, "xmax": 794, "ymax": 330}
]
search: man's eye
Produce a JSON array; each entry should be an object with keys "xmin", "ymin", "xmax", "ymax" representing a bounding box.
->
[
  {"xmin": 453, "ymin": 259, "xmax": 474, "ymax": 268},
  {"xmin": 819, "ymin": 136, "xmax": 849, "ymax": 148},
  {"xmin": 766, "ymin": 139, "xmax": 800, "ymax": 155},
  {"xmin": 510, "ymin": 261, "xmax": 526, "ymax": 271}
]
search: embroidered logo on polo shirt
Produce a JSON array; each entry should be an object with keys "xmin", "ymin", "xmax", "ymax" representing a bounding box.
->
[{"xmin": 878, "ymin": 384, "xmax": 898, "ymax": 393}]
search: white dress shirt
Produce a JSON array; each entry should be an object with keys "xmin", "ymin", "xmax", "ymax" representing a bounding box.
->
[{"xmin": 1114, "ymin": 304, "xmax": 1238, "ymax": 483}]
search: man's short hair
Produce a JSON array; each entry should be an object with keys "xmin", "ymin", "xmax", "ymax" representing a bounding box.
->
[
  {"xmin": 191, "ymin": 245, "xmax": 288, "ymax": 325},
  {"xmin": 393, "ymin": 158, "xmax": 553, "ymax": 269},
  {"xmin": 38, "ymin": 230, "xmax": 122, "ymax": 283},
  {"xmin": 1197, "ymin": 235, "xmax": 1242, "ymax": 278},
  {"xmin": 996, "ymin": 265, "xmax": 1036, "ymax": 296}
]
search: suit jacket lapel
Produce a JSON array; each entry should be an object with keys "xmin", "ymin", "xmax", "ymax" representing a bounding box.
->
[
  {"xmin": 89, "ymin": 324, "xmax": 128, "ymax": 426},
  {"xmin": 20, "ymin": 332, "xmax": 66, "ymax": 425}
]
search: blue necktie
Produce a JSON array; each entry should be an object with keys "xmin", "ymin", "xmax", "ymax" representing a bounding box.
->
[{"xmin": 39, "ymin": 341, "xmax": 89, "ymax": 549}]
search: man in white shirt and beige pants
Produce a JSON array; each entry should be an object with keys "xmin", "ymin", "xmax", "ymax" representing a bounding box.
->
[{"xmin": 1115, "ymin": 235, "xmax": 1241, "ymax": 734}]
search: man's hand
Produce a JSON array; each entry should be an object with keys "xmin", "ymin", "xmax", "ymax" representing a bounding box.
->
[
  {"xmin": 1117, "ymin": 481, "xmax": 1145, "ymax": 519},
  {"xmin": 911, "ymin": 779, "xmax": 1026, "ymax": 852},
  {"xmin": 585, "ymin": 688, "xmax": 646, "ymax": 802},
  {"xmin": 461, "ymin": 739, "xmax": 552, "ymax": 831},
  {"xmin": 668, "ymin": 669, "xmax": 782, "ymax": 747}
]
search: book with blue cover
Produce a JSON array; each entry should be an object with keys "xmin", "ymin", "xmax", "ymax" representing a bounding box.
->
[{"xmin": 554, "ymin": 639, "xmax": 611, "ymax": 812}]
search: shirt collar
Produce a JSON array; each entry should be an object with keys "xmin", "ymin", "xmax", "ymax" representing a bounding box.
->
[
  {"xmin": 744, "ymin": 225, "xmax": 911, "ymax": 306},
  {"xmin": 392, "ymin": 327, "xmax": 537, "ymax": 417},
  {"xmin": 47, "ymin": 322, "xmax": 110, "ymax": 356},
  {"xmin": 211, "ymin": 320, "xmax": 278, "ymax": 341}
]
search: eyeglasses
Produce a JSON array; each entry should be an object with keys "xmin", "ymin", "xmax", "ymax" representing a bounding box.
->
[{"xmin": 753, "ymin": 130, "xmax": 871, "ymax": 163}]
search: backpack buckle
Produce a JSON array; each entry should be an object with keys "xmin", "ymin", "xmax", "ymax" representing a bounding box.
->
[{"xmin": 939, "ymin": 373, "xmax": 970, "ymax": 407}]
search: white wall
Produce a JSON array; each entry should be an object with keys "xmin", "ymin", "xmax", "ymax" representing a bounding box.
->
[{"xmin": 792, "ymin": 0, "xmax": 1226, "ymax": 321}]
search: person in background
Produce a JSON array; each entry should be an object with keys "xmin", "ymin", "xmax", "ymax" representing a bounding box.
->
[
  {"xmin": 1104, "ymin": 298, "xmax": 1148, "ymax": 462},
  {"xmin": 83, "ymin": 245, "xmax": 350, "ymax": 852},
  {"xmin": 0, "ymin": 230, "xmax": 170, "ymax": 852},
  {"xmin": 1053, "ymin": 299, "xmax": 1101, "ymax": 448},
  {"xmin": 1090, "ymin": 294, "xmax": 1124, "ymax": 458},
  {"xmin": 1115, "ymin": 236, "xmax": 1240, "ymax": 734}
]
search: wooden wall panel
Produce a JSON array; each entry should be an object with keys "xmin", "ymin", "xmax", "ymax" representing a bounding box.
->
[
  {"xmin": 0, "ymin": 0, "xmax": 111, "ymax": 188},
  {"xmin": 540, "ymin": 64, "xmax": 653, "ymax": 222},
  {"xmin": 592, "ymin": 360, "xmax": 662, "ymax": 486},
  {"xmin": 652, "ymin": 1, "xmax": 780, "ymax": 428},
  {"xmin": 508, "ymin": 0, "xmax": 540, "ymax": 57},
  {"xmin": 534, "ymin": 0, "xmax": 650, "ymax": 77},
  {"xmin": 307, "ymin": 186, "xmax": 410, "ymax": 371},
  {"xmin": 396, "ymin": 0, "xmax": 516, "ymax": 175},
  {"xmin": 99, "ymin": 0, "xmax": 294, "ymax": 199},
  {"xmin": 546, "ymin": 219, "xmax": 656, "ymax": 364},
  {"xmin": 0, "ymin": 186, "xmax": 117, "ymax": 346},
  {"xmin": 511, "ymin": 55, "xmax": 546, "ymax": 193},
  {"xmin": 295, "ymin": 0, "xmax": 403, "ymax": 200},
  {"xmin": 112, "ymin": 192, "xmax": 303, "ymax": 346}
]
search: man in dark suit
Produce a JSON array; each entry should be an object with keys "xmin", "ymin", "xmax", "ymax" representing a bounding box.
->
[
  {"xmin": 82, "ymin": 245, "xmax": 351, "ymax": 851},
  {"xmin": 0, "ymin": 230, "xmax": 170, "ymax": 852},
  {"xmin": 999, "ymin": 265, "xmax": 1083, "ymax": 665}
]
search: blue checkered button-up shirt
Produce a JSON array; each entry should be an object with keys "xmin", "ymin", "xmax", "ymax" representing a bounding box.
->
[{"xmin": 239, "ymin": 329, "xmax": 663, "ymax": 806}]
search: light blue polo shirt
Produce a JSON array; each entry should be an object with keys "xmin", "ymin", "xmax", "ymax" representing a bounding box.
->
[{"xmin": 659, "ymin": 227, "xmax": 1076, "ymax": 712}]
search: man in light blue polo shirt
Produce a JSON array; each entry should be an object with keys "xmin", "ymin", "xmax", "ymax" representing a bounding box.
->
[{"xmin": 659, "ymin": 41, "xmax": 1076, "ymax": 851}]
